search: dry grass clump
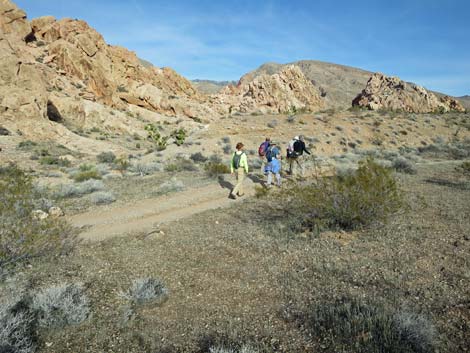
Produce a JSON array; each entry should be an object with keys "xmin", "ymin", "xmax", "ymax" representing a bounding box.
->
[
  {"xmin": 32, "ymin": 283, "xmax": 90, "ymax": 329},
  {"xmin": 205, "ymin": 162, "xmax": 231, "ymax": 178},
  {"xmin": 120, "ymin": 278, "xmax": 168, "ymax": 306},
  {"xmin": 89, "ymin": 191, "xmax": 116, "ymax": 205},
  {"xmin": 165, "ymin": 157, "xmax": 198, "ymax": 172},
  {"xmin": 157, "ymin": 177, "xmax": 185, "ymax": 194},
  {"xmin": 294, "ymin": 296, "xmax": 435, "ymax": 353},
  {"xmin": 130, "ymin": 161, "xmax": 161, "ymax": 176},
  {"xmin": 55, "ymin": 179, "xmax": 105, "ymax": 198},
  {"xmin": 190, "ymin": 152, "xmax": 208, "ymax": 163},
  {"xmin": 0, "ymin": 298, "xmax": 37, "ymax": 353},
  {"xmin": 392, "ymin": 156, "xmax": 417, "ymax": 174},
  {"xmin": 96, "ymin": 151, "xmax": 116, "ymax": 164},
  {"xmin": 0, "ymin": 165, "xmax": 77, "ymax": 276}
]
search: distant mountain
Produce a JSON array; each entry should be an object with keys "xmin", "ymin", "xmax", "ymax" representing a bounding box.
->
[
  {"xmin": 191, "ymin": 79, "xmax": 237, "ymax": 94},
  {"xmin": 241, "ymin": 60, "xmax": 467, "ymax": 110},
  {"xmin": 457, "ymin": 95, "xmax": 470, "ymax": 110}
]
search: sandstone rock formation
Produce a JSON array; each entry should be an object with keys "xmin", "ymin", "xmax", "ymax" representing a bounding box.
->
[
  {"xmin": 352, "ymin": 73, "xmax": 465, "ymax": 113},
  {"xmin": 216, "ymin": 65, "xmax": 324, "ymax": 114}
]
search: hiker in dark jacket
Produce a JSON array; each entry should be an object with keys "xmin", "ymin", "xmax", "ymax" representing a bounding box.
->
[{"xmin": 288, "ymin": 135, "xmax": 310, "ymax": 176}]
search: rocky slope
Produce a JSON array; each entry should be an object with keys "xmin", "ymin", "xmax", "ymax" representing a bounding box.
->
[
  {"xmin": 239, "ymin": 60, "xmax": 374, "ymax": 109},
  {"xmin": 1, "ymin": 0, "xmax": 327, "ymax": 142},
  {"xmin": 352, "ymin": 73, "xmax": 465, "ymax": 113},
  {"xmin": 214, "ymin": 65, "xmax": 325, "ymax": 114},
  {"xmin": 458, "ymin": 95, "xmax": 470, "ymax": 110}
]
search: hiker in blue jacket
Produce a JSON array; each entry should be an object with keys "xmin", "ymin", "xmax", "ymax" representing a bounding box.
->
[{"xmin": 265, "ymin": 141, "xmax": 282, "ymax": 187}]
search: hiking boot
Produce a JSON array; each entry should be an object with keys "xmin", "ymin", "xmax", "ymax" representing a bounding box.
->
[{"xmin": 229, "ymin": 194, "xmax": 236, "ymax": 200}]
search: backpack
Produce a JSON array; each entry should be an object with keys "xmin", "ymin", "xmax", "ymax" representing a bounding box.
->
[
  {"xmin": 233, "ymin": 152, "xmax": 244, "ymax": 169},
  {"xmin": 258, "ymin": 141, "xmax": 269, "ymax": 156},
  {"xmin": 266, "ymin": 146, "xmax": 273, "ymax": 162},
  {"xmin": 293, "ymin": 140, "xmax": 303, "ymax": 154}
]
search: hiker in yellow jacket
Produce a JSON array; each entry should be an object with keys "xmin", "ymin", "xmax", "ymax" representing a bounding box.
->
[{"xmin": 230, "ymin": 142, "xmax": 249, "ymax": 199}]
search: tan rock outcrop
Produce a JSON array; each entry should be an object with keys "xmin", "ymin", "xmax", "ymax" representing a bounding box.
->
[
  {"xmin": 353, "ymin": 73, "xmax": 465, "ymax": 113},
  {"xmin": 215, "ymin": 65, "xmax": 325, "ymax": 114}
]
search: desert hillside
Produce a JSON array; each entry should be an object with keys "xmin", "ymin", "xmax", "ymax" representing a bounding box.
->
[
  {"xmin": 1, "ymin": 1, "xmax": 470, "ymax": 353},
  {"xmin": 191, "ymin": 79, "xmax": 237, "ymax": 94}
]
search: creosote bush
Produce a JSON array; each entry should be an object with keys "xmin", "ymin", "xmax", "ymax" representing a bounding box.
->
[
  {"xmin": 279, "ymin": 158, "xmax": 404, "ymax": 231},
  {"xmin": 205, "ymin": 162, "xmax": 231, "ymax": 178},
  {"xmin": 0, "ymin": 165, "xmax": 77, "ymax": 275}
]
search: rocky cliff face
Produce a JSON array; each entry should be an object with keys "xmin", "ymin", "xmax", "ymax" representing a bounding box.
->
[
  {"xmin": 0, "ymin": 0, "xmax": 49, "ymax": 122},
  {"xmin": 352, "ymin": 73, "xmax": 465, "ymax": 113},
  {"xmin": 216, "ymin": 65, "xmax": 325, "ymax": 114}
]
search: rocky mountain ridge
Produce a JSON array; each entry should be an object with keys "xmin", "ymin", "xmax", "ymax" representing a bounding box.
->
[{"xmin": 352, "ymin": 73, "xmax": 465, "ymax": 113}]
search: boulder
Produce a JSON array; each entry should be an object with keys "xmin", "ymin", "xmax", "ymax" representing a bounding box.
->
[
  {"xmin": 352, "ymin": 73, "xmax": 465, "ymax": 113},
  {"xmin": 48, "ymin": 206, "xmax": 64, "ymax": 218}
]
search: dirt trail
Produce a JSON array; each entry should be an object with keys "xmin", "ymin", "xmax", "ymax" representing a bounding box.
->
[{"xmin": 70, "ymin": 178, "xmax": 258, "ymax": 242}]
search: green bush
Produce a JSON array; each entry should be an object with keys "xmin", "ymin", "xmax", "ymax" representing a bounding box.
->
[
  {"xmin": 456, "ymin": 160, "xmax": 470, "ymax": 175},
  {"xmin": 171, "ymin": 128, "xmax": 187, "ymax": 146},
  {"xmin": 73, "ymin": 165, "xmax": 101, "ymax": 182},
  {"xmin": 301, "ymin": 297, "xmax": 435, "ymax": 353},
  {"xmin": 205, "ymin": 162, "xmax": 230, "ymax": 178},
  {"xmin": 145, "ymin": 124, "xmax": 168, "ymax": 150},
  {"xmin": 281, "ymin": 158, "xmax": 403, "ymax": 231},
  {"xmin": 0, "ymin": 165, "xmax": 77, "ymax": 275}
]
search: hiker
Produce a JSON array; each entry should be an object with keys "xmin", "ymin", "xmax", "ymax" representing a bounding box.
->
[
  {"xmin": 287, "ymin": 135, "xmax": 310, "ymax": 176},
  {"xmin": 265, "ymin": 142, "xmax": 282, "ymax": 188},
  {"xmin": 258, "ymin": 137, "xmax": 271, "ymax": 173},
  {"xmin": 230, "ymin": 142, "xmax": 249, "ymax": 199}
]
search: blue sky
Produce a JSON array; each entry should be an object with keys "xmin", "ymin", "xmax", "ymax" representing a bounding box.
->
[{"xmin": 15, "ymin": 0, "xmax": 470, "ymax": 96}]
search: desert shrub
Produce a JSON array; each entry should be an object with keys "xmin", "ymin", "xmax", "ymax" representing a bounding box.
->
[
  {"xmin": 114, "ymin": 157, "xmax": 130, "ymax": 173},
  {"xmin": 0, "ymin": 298, "xmax": 37, "ymax": 353},
  {"xmin": 89, "ymin": 191, "xmax": 116, "ymax": 205},
  {"xmin": 205, "ymin": 162, "xmax": 230, "ymax": 178},
  {"xmin": 221, "ymin": 136, "xmax": 231, "ymax": 144},
  {"xmin": 280, "ymin": 158, "xmax": 403, "ymax": 231},
  {"xmin": 300, "ymin": 297, "xmax": 435, "ymax": 353},
  {"xmin": 96, "ymin": 151, "xmax": 116, "ymax": 164},
  {"xmin": 121, "ymin": 278, "xmax": 168, "ymax": 306},
  {"xmin": 130, "ymin": 161, "xmax": 161, "ymax": 176},
  {"xmin": 39, "ymin": 156, "xmax": 71, "ymax": 167},
  {"xmin": 145, "ymin": 124, "xmax": 168, "ymax": 150},
  {"xmin": 209, "ymin": 154, "xmax": 223, "ymax": 164},
  {"xmin": 287, "ymin": 115, "xmax": 296, "ymax": 123},
  {"xmin": 190, "ymin": 152, "xmax": 208, "ymax": 163},
  {"xmin": 267, "ymin": 120, "xmax": 278, "ymax": 128},
  {"xmin": 456, "ymin": 160, "xmax": 470, "ymax": 175},
  {"xmin": 171, "ymin": 128, "xmax": 187, "ymax": 146},
  {"xmin": 73, "ymin": 168, "xmax": 101, "ymax": 182},
  {"xmin": 55, "ymin": 179, "xmax": 105, "ymax": 198},
  {"xmin": 32, "ymin": 283, "xmax": 90, "ymax": 329},
  {"xmin": 17, "ymin": 140, "xmax": 38, "ymax": 150},
  {"xmin": 392, "ymin": 157, "xmax": 417, "ymax": 174},
  {"xmin": 222, "ymin": 144, "xmax": 232, "ymax": 154},
  {"xmin": 0, "ymin": 165, "xmax": 77, "ymax": 274},
  {"xmin": 165, "ymin": 158, "xmax": 198, "ymax": 172},
  {"xmin": 158, "ymin": 178, "xmax": 185, "ymax": 194}
]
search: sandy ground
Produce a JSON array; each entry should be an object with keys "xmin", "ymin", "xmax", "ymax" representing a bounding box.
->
[{"xmin": 70, "ymin": 177, "xmax": 258, "ymax": 241}]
